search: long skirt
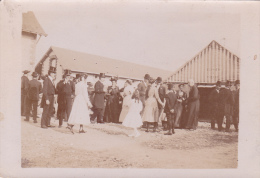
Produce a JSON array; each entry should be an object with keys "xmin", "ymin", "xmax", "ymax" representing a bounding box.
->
[
  {"xmin": 186, "ymin": 100, "xmax": 200, "ymax": 129},
  {"xmin": 174, "ymin": 103, "xmax": 183, "ymax": 127},
  {"xmin": 142, "ymin": 97, "xmax": 159, "ymax": 123},
  {"xmin": 68, "ymin": 94, "xmax": 90, "ymax": 126}
]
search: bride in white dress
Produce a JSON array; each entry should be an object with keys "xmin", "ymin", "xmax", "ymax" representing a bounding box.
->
[{"xmin": 67, "ymin": 74, "xmax": 92, "ymax": 134}]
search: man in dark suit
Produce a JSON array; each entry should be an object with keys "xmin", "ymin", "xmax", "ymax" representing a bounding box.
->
[
  {"xmin": 138, "ymin": 74, "xmax": 150, "ymax": 128},
  {"xmin": 138, "ymin": 74, "xmax": 150, "ymax": 114},
  {"xmin": 21, "ymin": 70, "xmax": 30, "ymax": 116},
  {"xmin": 61, "ymin": 70, "xmax": 75, "ymax": 126},
  {"xmin": 208, "ymin": 81, "xmax": 222, "ymax": 130},
  {"xmin": 91, "ymin": 73, "xmax": 106, "ymax": 124},
  {"xmin": 233, "ymin": 80, "xmax": 240, "ymax": 132},
  {"xmin": 41, "ymin": 67, "xmax": 57, "ymax": 129},
  {"xmin": 24, "ymin": 72, "xmax": 42, "ymax": 123},
  {"xmin": 156, "ymin": 77, "xmax": 167, "ymax": 130},
  {"xmin": 185, "ymin": 79, "xmax": 200, "ymax": 130},
  {"xmin": 164, "ymin": 83, "xmax": 177, "ymax": 135},
  {"xmin": 219, "ymin": 80, "xmax": 235, "ymax": 132},
  {"xmin": 56, "ymin": 75, "xmax": 65, "ymax": 127}
]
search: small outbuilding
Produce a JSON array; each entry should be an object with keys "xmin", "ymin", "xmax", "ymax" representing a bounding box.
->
[{"xmin": 167, "ymin": 40, "xmax": 240, "ymax": 120}]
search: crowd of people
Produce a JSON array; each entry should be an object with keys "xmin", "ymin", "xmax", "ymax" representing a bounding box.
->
[{"xmin": 21, "ymin": 66, "xmax": 240, "ymax": 137}]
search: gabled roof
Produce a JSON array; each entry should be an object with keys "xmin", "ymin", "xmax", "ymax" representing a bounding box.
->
[
  {"xmin": 37, "ymin": 46, "xmax": 172, "ymax": 80},
  {"xmin": 22, "ymin": 11, "xmax": 47, "ymax": 37},
  {"xmin": 167, "ymin": 40, "xmax": 240, "ymax": 84}
]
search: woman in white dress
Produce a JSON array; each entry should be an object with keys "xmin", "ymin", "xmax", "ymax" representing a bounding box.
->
[
  {"xmin": 122, "ymin": 90, "xmax": 143, "ymax": 137},
  {"xmin": 142, "ymin": 78, "xmax": 164, "ymax": 132},
  {"xmin": 119, "ymin": 80, "xmax": 133, "ymax": 123},
  {"xmin": 67, "ymin": 74, "xmax": 92, "ymax": 134}
]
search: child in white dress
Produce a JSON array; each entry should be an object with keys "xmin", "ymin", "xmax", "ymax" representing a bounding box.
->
[{"xmin": 122, "ymin": 90, "xmax": 143, "ymax": 137}]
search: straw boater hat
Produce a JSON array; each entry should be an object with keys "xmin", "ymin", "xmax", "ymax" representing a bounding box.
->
[
  {"xmin": 23, "ymin": 70, "xmax": 30, "ymax": 74},
  {"xmin": 31, "ymin": 72, "xmax": 38, "ymax": 78}
]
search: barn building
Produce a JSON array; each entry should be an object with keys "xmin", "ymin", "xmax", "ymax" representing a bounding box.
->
[
  {"xmin": 22, "ymin": 11, "xmax": 47, "ymax": 71},
  {"xmin": 35, "ymin": 46, "xmax": 172, "ymax": 88},
  {"xmin": 167, "ymin": 40, "xmax": 240, "ymax": 120}
]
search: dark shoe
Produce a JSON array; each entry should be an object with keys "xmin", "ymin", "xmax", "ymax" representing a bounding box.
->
[
  {"xmin": 33, "ymin": 120, "xmax": 37, "ymax": 123},
  {"xmin": 164, "ymin": 131, "xmax": 172, "ymax": 135},
  {"xmin": 225, "ymin": 130, "xmax": 231, "ymax": 133},
  {"xmin": 24, "ymin": 119, "xmax": 29, "ymax": 121},
  {"xmin": 79, "ymin": 130, "xmax": 86, "ymax": 133},
  {"xmin": 41, "ymin": 125, "xmax": 48, "ymax": 129},
  {"xmin": 98, "ymin": 121, "xmax": 105, "ymax": 124},
  {"xmin": 48, "ymin": 125, "xmax": 55, "ymax": 128},
  {"xmin": 172, "ymin": 130, "xmax": 175, "ymax": 134},
  {"xmin": 145, "ymin": 129, "xmax": 149, "ymax": 132}
]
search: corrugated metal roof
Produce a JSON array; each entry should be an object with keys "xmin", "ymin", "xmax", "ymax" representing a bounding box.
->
[
  {"xmin": 22, "ymin": 11, "xmax": 47, "ymax": 37},
  {"xmin": 37, "ymin": 46, "xmax": 172, "ymax": 80}
]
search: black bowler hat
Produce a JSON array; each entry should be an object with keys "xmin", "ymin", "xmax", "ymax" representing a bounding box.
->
[
  {"xmin": 144, "ymin": 74, "xmax": 150, "ymax": 80},
  {"xmin": 31, "ymin": 72, "xmax": 38, "ymax": 78},
  {"xmin": 156, "ymin": 77, "xmax": 162, "ymax": 83},
  {"xmin": 23, "ymin": 70, "xmax": 30, "ymax": 74},
  {"xmin": 99, "ymin": 73, "xmax": 106, "ymax": 78},
  {"xmin": 48, "ymin": 66, "xmax": 56, "ymax": 74},
  {"xmin": 225, "ymin": 80, "xmax": 232, "ymax": 86},
  {"xmin": 235, "ymin": 80, "xmax": 240, "ymax": 85},
  {"xmin": 216, "ymin": 81, "xmax": 221, "ymax": 87},
  {"xmin": 168, "ymin": 83, "xmax": 174, "ymax": 90}
]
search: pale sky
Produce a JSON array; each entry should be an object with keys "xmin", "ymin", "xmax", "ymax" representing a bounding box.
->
[{"xmin": 21, "ymin": 1, "xmax": 241, "ymax": 72}]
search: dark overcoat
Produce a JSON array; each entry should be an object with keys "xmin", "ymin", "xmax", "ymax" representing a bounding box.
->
[
  {"xmin": 93, "ymin": 80, "xmax": 105, "ymax": 109},
  {"xmin": 27, "ymin": 79, "xmax": 42, "ymax": 101},
  {"xmin": 186, "ymin": 85, "xmax": 200, "ymax": 129},
  {"xmin": 40, "ymin": 77, "xmax": 56, "ymax": 108},
  {"xmin": 164, "ymin": 91, "xmax": 177, "ymax": 113}
]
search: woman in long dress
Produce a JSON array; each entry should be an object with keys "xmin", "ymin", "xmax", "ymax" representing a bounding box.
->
[
  {"xmin": 174, "ymin": 84, "xmax": 187, "ymax": 128},
  {"xmin": 104, "ymin": 77, "xmax": 120, "ymax": 123},
  {"xmin": 119, "ymin": 80, "xmax": 133, "ymax": 123},
  {"xmin": 122, "ymin": 90, "xmax": 143, "ymax": 137},
  {"xmin": 67, "ymin": 74, "xmax": 93, "ymax": 134},
  {"xmin": 142, "ymin": 78, "xmax": 164, "ymax": 132}
]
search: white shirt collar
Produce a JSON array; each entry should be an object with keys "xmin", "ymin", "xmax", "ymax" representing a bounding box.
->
[{"xmin": 48, "ymin": 75, "xmax": 53, "ymax": 81}]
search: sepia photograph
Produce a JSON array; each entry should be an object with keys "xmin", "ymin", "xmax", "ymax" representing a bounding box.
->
[{"xmin": 0, "ymin": 0, "xmax": 260, "ymax": 177}]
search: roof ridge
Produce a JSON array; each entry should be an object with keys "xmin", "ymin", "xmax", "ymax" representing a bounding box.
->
[{"xmin": 51, "ymin": 46, "xmax": 172, "ymax": 72}]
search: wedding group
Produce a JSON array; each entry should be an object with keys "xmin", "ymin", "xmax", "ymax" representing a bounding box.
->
[{"xmin": 21, "ymin": 65, "xmax": 239, "ymax": 138}]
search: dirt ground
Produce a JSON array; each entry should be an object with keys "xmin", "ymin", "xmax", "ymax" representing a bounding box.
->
[{"xmin": 21, "ymin": 117, "xmax": 238, "ymax": 169}]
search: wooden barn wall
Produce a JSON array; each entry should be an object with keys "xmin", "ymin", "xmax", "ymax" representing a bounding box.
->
[{"xmin": 168, "ymin": 41, "xmax": 240, "ymax": 84}]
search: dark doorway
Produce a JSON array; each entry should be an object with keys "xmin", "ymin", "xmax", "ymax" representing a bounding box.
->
[{"xmin": 198, "ymin": 87, "xmax": 214, "ymax": 121}]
